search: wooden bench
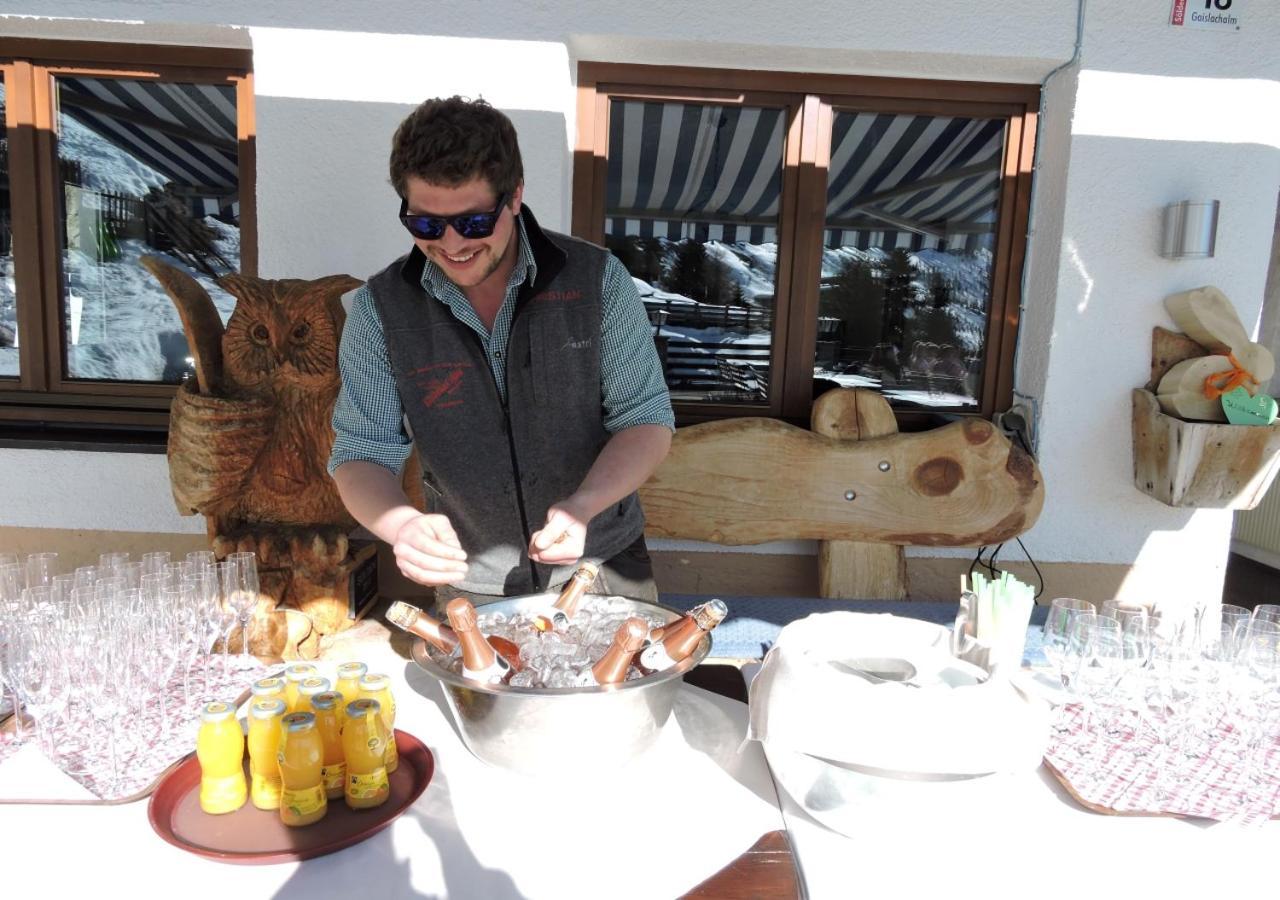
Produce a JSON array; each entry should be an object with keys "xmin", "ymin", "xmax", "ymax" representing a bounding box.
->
[{"xmin": 639, "ymin": 387, "xmax": 1045, "ymax": 600}]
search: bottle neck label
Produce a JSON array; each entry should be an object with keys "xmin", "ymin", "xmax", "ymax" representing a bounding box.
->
[
  {"xmin": 639, "ymin": 643, "xmax": 676, "ymax": 672},
  {"xmin": 463, "ymin": 655, "xmax": 511, "ymax": 684}
]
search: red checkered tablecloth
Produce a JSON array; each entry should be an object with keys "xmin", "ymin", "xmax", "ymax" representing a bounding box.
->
[
  {"xmin": 0, "ymin": 657, "xmax": 272, "ymax": 801},
  {"xmin": 1044, "ymin": 703, "xmax": 1280, "ymax": 826}
]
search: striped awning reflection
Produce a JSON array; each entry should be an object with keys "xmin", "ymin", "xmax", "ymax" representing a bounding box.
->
[
  {"xmin": 606, "ymin": 100, "xmax": 1005, "ymax": 252},
  {"xmin": 56, "ymin": 76, "xmax": 240, "ymax": 195}
]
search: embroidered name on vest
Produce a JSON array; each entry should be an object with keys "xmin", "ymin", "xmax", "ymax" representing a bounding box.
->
[
  {"xmin": 411, "ymin": 361, "xmax": 471, "ymax": 409},
  {"xmin": 540, "ymin": 289, "xmax": 583, "ymax": 302}
]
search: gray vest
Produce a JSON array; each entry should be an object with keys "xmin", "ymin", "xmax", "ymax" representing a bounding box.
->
[{"xmin": 366, "ymin": 207, "xmax": 647, "ymax": 595}]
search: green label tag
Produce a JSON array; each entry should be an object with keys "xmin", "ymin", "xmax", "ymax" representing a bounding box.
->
[{"xmin": 1221, "ymin": 386, "xmax": 1278, "ymax": 426}]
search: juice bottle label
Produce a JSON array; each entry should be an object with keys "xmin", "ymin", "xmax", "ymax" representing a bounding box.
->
[
  {"xmin": 321, "ymin": 762, "xmax": 347, "ymax": 795},
  {"xmin": 385, "ymin": 737, "xmax": 399, "ymax": 769},
  {"xmin": 347, "ymin": 767, "xmax": 389, "ymax": 799},
  {"xmin": 281, "ymin": 784, "xmax": 327, "ymax": 817}
]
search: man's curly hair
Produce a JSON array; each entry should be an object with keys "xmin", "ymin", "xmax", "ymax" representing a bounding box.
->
[{"xmin": 389, "ymin": 96, "xmax": 523, "ymax": 200}]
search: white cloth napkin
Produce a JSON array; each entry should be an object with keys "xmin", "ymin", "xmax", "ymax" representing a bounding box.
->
[{"xmin": 747, "ymin": 612, "xmax": 1049, "ymax": 776}]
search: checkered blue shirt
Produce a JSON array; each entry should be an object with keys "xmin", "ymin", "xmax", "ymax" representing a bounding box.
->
[{"xmin": 328, "ymin": 216, "xmax": 675, "ymax": 476}]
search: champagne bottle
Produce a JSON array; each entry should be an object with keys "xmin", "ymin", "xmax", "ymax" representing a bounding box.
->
[
  {"xmin": 388, "ymin": 599, "xmax": 523, "ymax": 671},
  {"xmin": 386, "ymin": 600, "xmax": 460, "ymax": 654},
  {"xmin": 639, "ymin": 599, "xmax": 728, "ymax": 673},
  {"xmin": 533, "ymin": 560, "xmax": 600, "ymax": 632},
  {"xmin": 445, "ymin": 597, "xmax": 513, "ymax": 685},
  {"xmin": 577, "ymin": 617, "xmax": 648, "ymax": 686}
]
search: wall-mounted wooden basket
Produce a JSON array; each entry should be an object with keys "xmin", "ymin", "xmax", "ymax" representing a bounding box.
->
[
  {"xmin": 1132, "ymin": 388, "xmax": 1280, "ymax": 509},
  {"xmin": 1132, "ymin": 327, "xmax": 1280, "ymax": 510}
]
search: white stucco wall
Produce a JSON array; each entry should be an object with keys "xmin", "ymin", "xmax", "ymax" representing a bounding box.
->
[{"xmin": 2, "ymin": 1, "xmax": 1279, "ymax": 611}]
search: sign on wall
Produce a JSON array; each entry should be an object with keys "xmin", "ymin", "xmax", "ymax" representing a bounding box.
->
[{"xmin": 1171, "ymin": 0, "xmax": 1242, "ymax": 31}]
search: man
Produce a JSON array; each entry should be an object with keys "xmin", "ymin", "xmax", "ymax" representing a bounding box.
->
[{"xmin": 328, "ymin": 96, "xmax": 674, "ymax": 607}]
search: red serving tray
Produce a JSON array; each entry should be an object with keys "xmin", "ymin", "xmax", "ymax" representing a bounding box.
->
[{"xmin": 147, "ymin": 730, "xmax": 433, "ymax": 865}]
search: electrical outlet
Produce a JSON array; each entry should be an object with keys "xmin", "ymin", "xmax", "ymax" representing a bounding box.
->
[{"xmin": 995, "ymin": 397, "xmax": 1037, "ymax": 457}]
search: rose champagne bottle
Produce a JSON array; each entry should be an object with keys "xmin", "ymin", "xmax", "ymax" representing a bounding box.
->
[
  {"xmin": 446, "ymin": 597, "xmax": 514, "ymax": 685},
  {"xmin": 577, "ymin": 617, "xmax": 648, "ymax": 687},
  {"xmin": 639, "ymin": 599, "xmax": 728, "ymax": 673},
  {"xmin": 533, "ymin": 560, "xmax": 601, "ymax": 632},
  {"xmin": 387, "ymin": 600, "xmax": 523, "ymax": 671}
]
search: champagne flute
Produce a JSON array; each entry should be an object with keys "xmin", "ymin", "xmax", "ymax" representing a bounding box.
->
[
  {"xmin": 1042, "ymin": 598, "xmax": 1095, "ymax": 731},
  {"xmin": 226, "ymin": 552, "xmax": 260, "ymax": 664},
  {"xmin": 23, "ymin": 552, "xmax": 58, "ymax": 590}
]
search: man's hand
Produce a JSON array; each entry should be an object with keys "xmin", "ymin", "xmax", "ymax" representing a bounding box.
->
[
  {"xmin": 393, "ymin": 513, "xmax": 470, "ymax": 586},
  {"xmin": 529, "ymin": 499, "xmax": 589, "ymax": 565}
]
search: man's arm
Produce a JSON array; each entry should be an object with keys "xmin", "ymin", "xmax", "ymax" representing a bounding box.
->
[
  {"xmin": 329, "ymin": 287, "xmax": 467, "ymax": 585},
  {"xmin": 529, "ymin": 424, "xmax": 671, "ymax": 563},
  {"xmin": 529, "ymin": 255, "xmax": 675, "ymax": 564},
  {"xmin": 332, "ymin": 461, "xmax": 469, "ymax": 584}
]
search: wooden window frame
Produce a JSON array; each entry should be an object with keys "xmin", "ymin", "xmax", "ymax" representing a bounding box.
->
[
  {"xmin": 573, "ymin": 63, "xmax": 1038, "ymax": 427},
  {"xmin": 0, "ymin": 39, "xmax": 254, "ymax": 432}
]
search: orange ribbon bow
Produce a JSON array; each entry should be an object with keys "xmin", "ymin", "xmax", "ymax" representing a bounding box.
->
[{"xmin": 1203, "ymin": 352, "xmax": 1259, "ymax": 400}]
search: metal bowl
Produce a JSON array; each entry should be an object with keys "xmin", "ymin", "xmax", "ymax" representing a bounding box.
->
[{"xmin": 409, "ymin": 593, "xmax": 711, "ymax": 776}]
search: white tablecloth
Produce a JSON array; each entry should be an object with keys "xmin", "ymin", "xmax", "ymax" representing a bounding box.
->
[
  {"xmin": 774, "ymin": 666, "xmax": 1280, "ymax": 900},
  {"xmin": 1, "ymin": 646, "xmax": 785, "ymax": 900}
]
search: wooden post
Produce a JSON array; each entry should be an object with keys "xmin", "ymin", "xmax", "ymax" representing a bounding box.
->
[{"xmin": 812, "ymin": 388, "xmax": 909, "ymax": 600}]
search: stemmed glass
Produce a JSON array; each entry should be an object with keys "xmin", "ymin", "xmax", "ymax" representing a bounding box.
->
[
  {"xmin": 11, "ymin": 611, "xmax": 71, "ymax": 759},
  {"xmin": 0, "ymin": 604, "xmax": 27, "ymax": 740},
  {"xmin": 225, "ymin": 552, "xmax": 260, "ymax": 665},
  {"xmin": 1041, "ymin": 598, "xmax": 1094, "ymax": 732},
  {"xmin": 1066, "ymin": 612, "xmax": 1124, "ymax": 772},
  {"xmin": 1233, "ymin": 631, "xmax": 1280, "ymax": 803},
  {"xmin": 24, "ymin": 552, "xmax": 58, "ymax": 589}
]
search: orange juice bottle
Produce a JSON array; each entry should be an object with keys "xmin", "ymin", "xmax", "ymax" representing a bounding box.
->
[
  {"xmin": 310, "ymin": 691, "xmax": 346, "ymax": 800},
  {"xmin": 334, "ymin": 662, "xmax": 366, "ymax": 715},
  {"xmin": 250, "ymin": 676, "xmax": 286, "ymax": 703},
  {"xmin": 196, "ymin": 701, "xmax": 246, "ymax": 815},
  {"xmin": 357, "ymin": 674, "xmax": 398, "ymax": 773},
  {"xmin": 282, "ymin": 663, "xmax": 318, "ymax": 713},
  {"xmin": 297, "ymin": 676, "xmax": 331, "ymax": 714},
  {"xmin": 247, "ymin": 698, "xmax": 287, "ymax": 810},
  {"xmin": 277, "ymin": 712, "xmax": 327, "ymax": 827},
  {"xmin": 342, "ymin": 698, "xmax": 390, "ymax": 809}
]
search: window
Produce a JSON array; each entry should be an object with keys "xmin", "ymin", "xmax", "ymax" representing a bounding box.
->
[
  {"xmin": 0, "ymin": 40, "xmax": 254, "ymax": 431},
  {"xmin": 573, "ymin": 64, "xmax": 1037, "ymax": 423}
]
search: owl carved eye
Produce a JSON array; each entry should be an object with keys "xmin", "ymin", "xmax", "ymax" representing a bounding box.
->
[
  {"xmin": 250, "ymin": 323, "xmax": 270, "ymax": 345},
  {"xmin": 292, "ymin": 323, "xmax": 312, "ymax": 342}
]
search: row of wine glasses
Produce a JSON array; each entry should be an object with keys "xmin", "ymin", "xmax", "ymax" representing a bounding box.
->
[
  {"xmin": 1042, "ymin": 596, "xmax": 1280, "ymax": 816},
  {"xmin": 0, "ymin": 548, "xmax": 262, "ymax": 795}
]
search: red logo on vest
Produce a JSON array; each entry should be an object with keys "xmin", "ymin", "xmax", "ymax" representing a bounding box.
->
[
  {"xmin": 540, "ymin": 289, "xmax": 583, "ymax": 302},
  {"xmin": 411, "ymin": 361, "xmax": 470, "ymax": 409}
]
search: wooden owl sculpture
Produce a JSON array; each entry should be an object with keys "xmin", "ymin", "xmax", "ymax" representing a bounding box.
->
[{"xmin": 142, "ymin": 256, "xmax": 413, "ymax": 658}]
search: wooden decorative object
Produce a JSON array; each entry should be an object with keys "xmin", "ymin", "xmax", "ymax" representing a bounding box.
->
[
  {"xmin": 639, "ymin": 387, "xmax": 1044, "ymax": 599},
  {"xmin": 1145, "ymin": 326, "xmax": 1207, "ymax": 392},
  {"xmin": 1132, "ymin": 388, "xmax": 1280, "ymax": 509},
  {"xmin": 812, "ymin": 389, "xmax": 908, "ymax": 600},
  {"xmin": 145, "ymin": 257, "xmax": 421, "ymax": 659}
]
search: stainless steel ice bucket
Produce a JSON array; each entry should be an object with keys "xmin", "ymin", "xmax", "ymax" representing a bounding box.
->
[{"xmin": 409, "ymin": 593, "xmax": 711, "ymax": 776}]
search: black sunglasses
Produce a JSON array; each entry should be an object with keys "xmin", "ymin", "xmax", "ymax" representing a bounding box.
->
[{"xmin": 399, "ymin": 193, "xmax": 509, "ymax": 241}]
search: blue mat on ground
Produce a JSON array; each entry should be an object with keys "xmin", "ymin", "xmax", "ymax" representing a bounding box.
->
[{"xmin": 659, "ymin": 594, "xmax": 1048, "ymax": 666}]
